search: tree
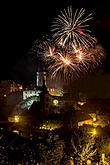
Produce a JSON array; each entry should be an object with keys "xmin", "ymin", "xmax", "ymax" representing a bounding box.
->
[
  {"xmin": 69, "ymin": 130, "xmax": 97, "ymax": 164},
  {"xmin": 38, "ymin": 134, "xmax": 65, "ymax": 165},
  {"xmin": 96, "ymin": 136, "xmax": 110, "ymax": 164}
]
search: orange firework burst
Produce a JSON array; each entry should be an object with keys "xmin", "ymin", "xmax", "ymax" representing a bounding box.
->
[
  {"xmin": 32, "ymin": 7, "xmax": 105, "ymax": 81},
  {"xmin": 43, "ymin": 42, "xmax": 105, "ymax": 80}
]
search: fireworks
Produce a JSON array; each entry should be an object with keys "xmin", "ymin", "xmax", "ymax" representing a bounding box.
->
[
  {"xmin": 35, "ymin": 37, "xmax": 104, "ymax": 80},
  {"xmin": 43, "ymin": 42, "xmax": 105, "ymax": 80},
  {"xmin": 33, "ymin": 6, "xmax": 105, "ymax": 81},
  {"xmin": 51, "ymin": 6, "xmax": 97, "ymax": 49}
]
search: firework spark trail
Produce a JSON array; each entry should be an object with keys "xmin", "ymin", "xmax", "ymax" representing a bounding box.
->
[
  {"xmin": 32, "ymin": 7, "xmax": 105, "ymax": 81},
  {"xmin": 34, "ymin": 35, "xmax": 105, "ymax": 80},
  {"xmin": 44, "ymin": 43, "xmax": 105, "ymax": 80},
  {"xmin": 51, "ymin": 6, "xmax": 97, "ymax": 49}
]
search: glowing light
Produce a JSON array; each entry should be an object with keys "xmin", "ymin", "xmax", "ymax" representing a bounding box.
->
[
  {"xmin": 14, "ymin": 116, "xmax": 19, "ymax": 123},
  {"xmin": 39, "ymin": 121, "xmax": 62, "ymax": 130},
  {"xmin": 76, "ymin": 52, "xmax": 83, "ymax": 61},
  {"xmin": 62, "ymin": 57, "xmax": 70, "ymax": 65},
  {"xmin": 87, "ymin": 160, "xmax": 91, "ymax": 165},
  {"xmin": 53, "ymin": 99, "xmax": 59, "ymax": 106},
  {"xmin": 78, "ymin": 101, "xmax": 85, "ymax": 106},
  {"xmin": 93, "ymin": 117, "xmax": 96, "ymax": 122},
  {"xmin": 19, "ymin": 86, "xmax": 23, "ymax": 90},
  {"xmin": 102, "ymin": 153, "xmax": 105, "ymax": 163},
  {"xmin": 48, "ymin": 88, "xmax": 63, "ymax": 96},
  {"xmin": 91, "ymin": 128, "xmax": 97, "ymax": 136},
  {"xmin": 13, "ymin": 130, "xmax": 19, "ymax": 134}
]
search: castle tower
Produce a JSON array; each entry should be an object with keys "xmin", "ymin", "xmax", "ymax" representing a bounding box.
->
[
  {"xmin": 36, "ymin": 59, "xmax": 47, "ymax": 87},
  {"xmin": 36, "ymin": 71, "xmax": 46, "ymax": 87}
]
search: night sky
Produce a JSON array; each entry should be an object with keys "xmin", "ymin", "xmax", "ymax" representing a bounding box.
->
[{"xmin": 1, "ymin": 0, "xmax": 110, "ymax": 85}]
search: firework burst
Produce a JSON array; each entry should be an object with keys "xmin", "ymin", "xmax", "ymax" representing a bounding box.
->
[
  {"xmin": 42, "ymin": 40, "xmax": 105, "ymax": 80},
  {"xmin": 51, "ymin": 6, "xmax": 97, "ymax": 49},
  {"xmin": 32, "ymin": 6, "xmax": 105, "ymax": 81}
]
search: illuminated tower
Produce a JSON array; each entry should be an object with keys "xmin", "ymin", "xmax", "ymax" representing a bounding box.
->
[{"xmin": 36, "ymin": 71, "xmax": 46, "ymax": 87}]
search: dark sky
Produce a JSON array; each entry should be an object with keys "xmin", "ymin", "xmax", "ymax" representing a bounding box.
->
[{"xmin": 1, "ymin": 0, "xmax": 110, "ymax": 85}]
